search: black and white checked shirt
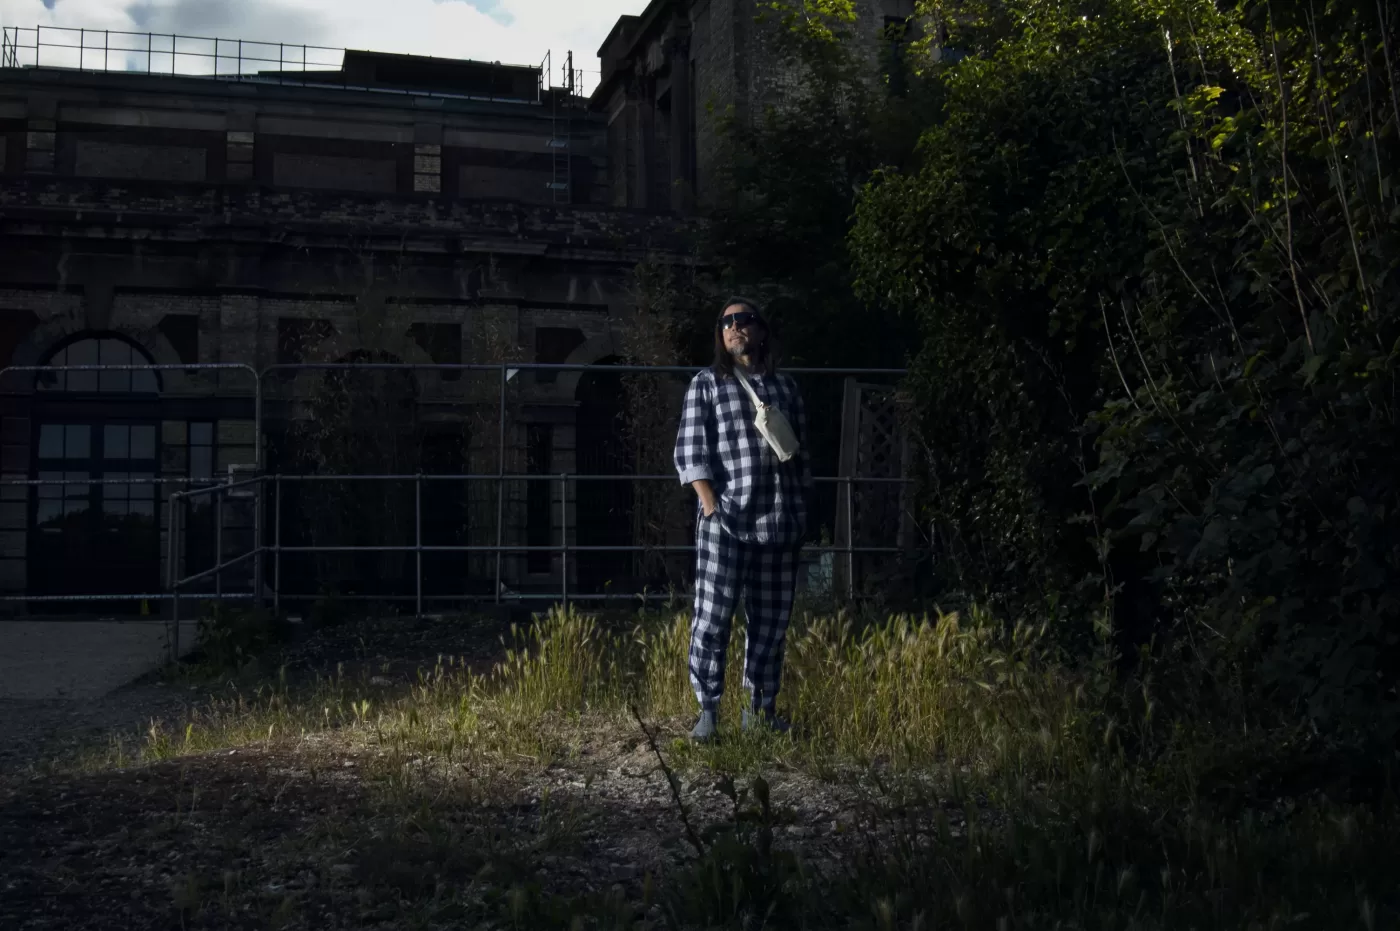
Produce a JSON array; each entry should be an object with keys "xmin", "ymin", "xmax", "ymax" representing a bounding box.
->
[{"xmin": 674, "ymin": 366, "xmax": 814, "ymax": 546}]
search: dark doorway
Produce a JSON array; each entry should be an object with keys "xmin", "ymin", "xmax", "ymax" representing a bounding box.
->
[
  {"xmin": 574, "ymin": 358, "xmax": 633, "ymax": 595},
  {"xmin": 420, "ymin": 430, "xmax": 473, "ymax": 600},
  {"xmin": 280, "ymin": 351, "xmax": 422, "ymax": 603},
  {"xmin": 27, "ymin": 336, "xmax": 162, "ymax": 614}
]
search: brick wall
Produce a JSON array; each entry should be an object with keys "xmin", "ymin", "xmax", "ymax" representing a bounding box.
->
[
  {"xmin": 0, "ymin": 177, "xmax": 700, "ymax": 252},
  {"xmin": 0, "ymin": 162, "xmax": 700, "ymax": 607},
  {"xmin": 73, "ymin": 140, "xmax": 208, "ymax": 183}
]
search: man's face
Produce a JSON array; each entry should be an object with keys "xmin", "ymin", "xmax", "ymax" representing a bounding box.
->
[{"xmin": 722, "ymin": 304, "xmax": 762, "ymax": 357}]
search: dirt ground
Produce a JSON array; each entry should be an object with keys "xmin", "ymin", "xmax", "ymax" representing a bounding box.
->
[{"xmin": 0, "ymin": 615, "xmax": 937, "ymax": 930}]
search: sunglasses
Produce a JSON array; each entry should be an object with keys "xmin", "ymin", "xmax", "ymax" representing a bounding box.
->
[{"xmin": 720, "ymin": 311, "xmax": 761, "ymax": 331}]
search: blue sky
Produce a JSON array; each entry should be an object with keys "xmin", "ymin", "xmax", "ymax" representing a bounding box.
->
[{"xmin": 0, "ymin": 0, "xmax": 646, "ymax": 87}]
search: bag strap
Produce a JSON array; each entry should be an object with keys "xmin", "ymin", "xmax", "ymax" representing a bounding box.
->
[{"xmin": 733, "ymin": 366, "xmax": 766, "ymax": 410}]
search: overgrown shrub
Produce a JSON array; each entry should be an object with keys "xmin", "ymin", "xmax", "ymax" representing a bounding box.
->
[
  {"xmin": 194, "ymin": 603, "xmax": 289, "ymax": 673},
  {"xmin": 847, "ymin": 0, "xmax": 1400, "ymax": 742}
]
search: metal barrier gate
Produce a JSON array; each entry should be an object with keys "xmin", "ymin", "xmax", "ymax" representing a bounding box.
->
[{"xmin": 3, "ymin": 361, "xmax": 921, "ymax": 658}]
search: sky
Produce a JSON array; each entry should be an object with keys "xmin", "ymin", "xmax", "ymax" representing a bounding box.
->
[{"xmin": 0, "ymin": 0, "xmax": 647, "ymax": 92}]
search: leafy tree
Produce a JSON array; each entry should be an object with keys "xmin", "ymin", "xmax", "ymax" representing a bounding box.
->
[{"xmin": 849, "ymin": 0, "xmax": 1400, "ymax": 739}]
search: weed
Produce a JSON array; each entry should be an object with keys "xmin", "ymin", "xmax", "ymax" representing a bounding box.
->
[{"xmin": 56, "ymin": 603, "xmax": 1400, "ymax": 929}]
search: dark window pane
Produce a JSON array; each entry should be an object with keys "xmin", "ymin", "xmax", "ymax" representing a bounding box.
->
[
  {"xmin": 37, "ymin": 470, "xmax": 62, "ymax": 499},
  {"xmin": 133, "ymin": 369, "xmax": 158, "ymax": 393},
  {"xmin": 129, "ymin": 499, "xmax": 155, "ymax": 519},
  {"xmin": 65, "ymin": 425, "xmax": 90, "ymax": 459},
  {"xmin": 63, "ymin": 498, "xmax": 87, "ymax": 516},
  {"xmin": 98, "ymin": 340, "xmax": 131, "ymax": 392},
  {"xmin": 191, "ymin": 446, "xmax": 213, "ymax": 480},
  {"xmin": 104, "ymin": 425, "xmax": 130, "ymax": 459},
  {"xmin": 130, "ymin": 425, "xmax": 156, "ymax": 460},
  {"xmin": 129, "ymin": 474, "xmax": 155, "ymax": 501},
  {"xmin": 36, "ymin": 500, "xmax": 62, "ymax": 525},
  {"xmin": 66, "ymin": 340, "xmax": 99, "ymax": 392},
  {"xmin": 102, "ymin": 480, "xmax": 123, "ymax": 505},
  {"xmin": 98, "ymin": 339, "xmax": 130, "ymax": 365},
  {"xmin": 38, "ymin": 425, "xmax": 64, "ymax": 458},
  {"xmin": 191, "ymin": 422, "xmax": 214, "ymax": 446},
  {"xmin": 104, "ymin": 499, "xmax": 129, "ymax": 517}
]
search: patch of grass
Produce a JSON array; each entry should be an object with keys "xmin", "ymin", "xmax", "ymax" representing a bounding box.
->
[{"xmin": 57, "ymin": 603, "xmax": 1400, "ymax": 929}]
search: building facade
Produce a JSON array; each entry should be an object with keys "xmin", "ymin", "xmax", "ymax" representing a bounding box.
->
[
  {"xmin": 593, "ymin": 0, "xmax": 921, "ymax": 211},
  {"xmin": 0, "ymin": 2, "xmax": 916, "ymax": 614}
]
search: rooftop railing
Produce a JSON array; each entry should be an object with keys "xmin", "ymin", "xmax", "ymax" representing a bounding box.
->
[{"xmin": 1, "ymin": 25, "xmax": 598, "ymax": 102}]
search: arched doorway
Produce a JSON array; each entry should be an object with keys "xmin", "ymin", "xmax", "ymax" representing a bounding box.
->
[
  {"xmin": 574, "ymin": 357, "xmax": 634, "ymax": 595},
  {"xmin": 28, "ymin": 334, "xmax": 162, "ymax": 612}
]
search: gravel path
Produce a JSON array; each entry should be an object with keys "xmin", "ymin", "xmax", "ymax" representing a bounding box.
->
[{"xmin": 0, "ymin": 614, "xmax": 511, "ymax": 779}]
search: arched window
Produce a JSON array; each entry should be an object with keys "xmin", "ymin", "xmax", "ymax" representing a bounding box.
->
[{"xmin": 36, "ymin": 336, "xmax": 159, "ymax": 394}]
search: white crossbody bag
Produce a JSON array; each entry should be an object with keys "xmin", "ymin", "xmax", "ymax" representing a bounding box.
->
[{"xmin": 734, "ymin": 368, "xmax": 800, "ymax": 462}]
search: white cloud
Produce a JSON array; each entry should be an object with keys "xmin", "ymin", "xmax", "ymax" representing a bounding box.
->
[{"xmin": 0, "ymin": 0, "xmax": 645, "ymax": 89}]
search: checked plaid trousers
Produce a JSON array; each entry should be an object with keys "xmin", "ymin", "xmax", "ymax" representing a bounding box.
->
[{"xmin": 689, "ymin": 511, "xmax": 799, "ymax": 712}]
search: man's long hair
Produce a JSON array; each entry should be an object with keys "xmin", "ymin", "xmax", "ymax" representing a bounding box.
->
[{"xmin": 712, "ymin": 296, "xmax": 777, "ymax": 380}]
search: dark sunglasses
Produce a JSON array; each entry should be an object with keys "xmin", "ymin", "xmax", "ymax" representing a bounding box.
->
[{"xmin": 720, "ymin": 311, "xmax": 761, "ymax": 331}]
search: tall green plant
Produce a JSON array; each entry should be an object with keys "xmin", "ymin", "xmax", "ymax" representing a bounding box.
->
[{"xmin": 850, "ymin": 0, "xmax": 1400, "ymax": 739}]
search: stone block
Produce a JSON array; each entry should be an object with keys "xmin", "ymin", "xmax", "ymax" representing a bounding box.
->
[
  {"xmin": 217, "ymin": 420, "xmax": 255, "ymax": 446},
  {"xmin": 414, "ymin": 123, "xmax": 443, "ymax": 146},
  {"xmin": 216, "ymin": 447, "xmax": 255, "ymax": 471},
  {"xmin": 272, "ymin": 153, "xmax": 396, "ymax": 193},
  {"xmin": 74, "ymin": 141, "xmax": 207, "ymax": 183}
]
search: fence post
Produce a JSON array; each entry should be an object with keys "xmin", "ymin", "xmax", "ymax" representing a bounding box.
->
[
  {"xmin": 273, "ymin": 475, "xmax": 282, "ymax": 616},
  {"xmin": 215, "ymin": 485, "xmax": 224, "ymax": 601},
  {"xmin": 415, "ymin": 473, "xmax": 423, "ymax": 618},
  {"xmin": 253, "ymin": 474, "xmax": 264, "ymax": 609},
  {"xmin": 170, "ymin": 492, "xmax": 182, "ymax": 663},
  {"xmin": 560, "ymin": 473, "xmax": 569, "ymax": 610},
  {"xmin": 845, "ymin": 476, "xmax": 855, "ymax": 601},
  {"xmin": 495, "ymin": 364, "xmax": 506, "ymax": 604}
]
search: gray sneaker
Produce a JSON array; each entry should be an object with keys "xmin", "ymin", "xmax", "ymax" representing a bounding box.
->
[
  {"xmin": 690, "ymin": 710, "xmax": 719, "ymax": 743},
  {"xmin": 741, "ymin": 707, "xmax": 791, "ymax": 734}
]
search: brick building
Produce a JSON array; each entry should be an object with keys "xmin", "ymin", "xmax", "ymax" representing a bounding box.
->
[
  {"xmin": 595, "ymin": 0, "xmax": 920, "ymax": 211},
  {"xmin": 0, "ymin": 0, "xmax": 916, "ymax": 614}
]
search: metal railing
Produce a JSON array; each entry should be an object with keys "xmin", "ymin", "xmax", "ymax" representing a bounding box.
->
[
  {"xmin": 3, "ymin": 361, "xmax": 919, "ymax": 653},
  {"xmin": 2, "ymin": 25, "xmax": 598, "ymax": 101},
  {"xmin": 0, "ymin": 361, "xmax": 261, "ymax": 662}
]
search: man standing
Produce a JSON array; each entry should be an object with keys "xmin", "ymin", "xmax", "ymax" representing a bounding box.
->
[{"xmin": 673, "ymin": 298, "xmax": 813, "ymax": 741}]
